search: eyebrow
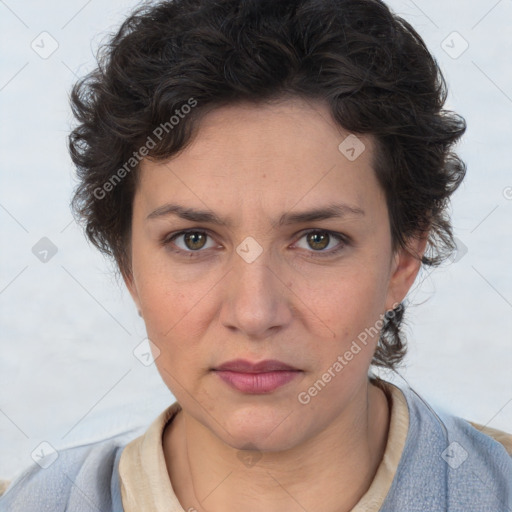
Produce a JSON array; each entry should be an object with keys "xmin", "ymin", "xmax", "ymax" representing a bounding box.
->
[{"xmin": 146, "ymin": 201, "xmax": 365, "ymax": 228}]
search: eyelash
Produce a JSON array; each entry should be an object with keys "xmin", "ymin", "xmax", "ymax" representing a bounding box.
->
[{"xmin": 161, "ymin": 229, "xmax": 349, "ymax": 258}]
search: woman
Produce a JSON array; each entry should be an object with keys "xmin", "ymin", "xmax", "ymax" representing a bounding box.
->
[{"xmin": 1, "ymin": 0, "xmax": 511, "ymax": 510}]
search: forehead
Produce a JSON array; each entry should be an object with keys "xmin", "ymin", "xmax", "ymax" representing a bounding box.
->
[
  {"xmin": 135, "ymin": 98, "xmax": 384, "ymax": 224},
  {"xmin": 172, "ymin": 97, "xmax": 373, "ymax": 162}
]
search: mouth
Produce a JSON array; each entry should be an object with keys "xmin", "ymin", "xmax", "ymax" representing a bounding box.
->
[
  {"xmin": 212, "ymin": 358, "xmax": 301, "ymax": 373},
  {"xmin": 211, "ymin": 359, "xmax": 303, "ymax": 394}
]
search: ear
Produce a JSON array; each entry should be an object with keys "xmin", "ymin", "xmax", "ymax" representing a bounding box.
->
[
  {"xmin": 122, "ymin": 268, "xmax": 143, "ymax": 315},
  {"xmin": 385, "ymin": 232, "xmax": 428, "ymax": 310}
]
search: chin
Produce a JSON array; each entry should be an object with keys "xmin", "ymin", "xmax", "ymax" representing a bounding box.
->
[{"xmin": 212, "ymin": 405, "xmax": 306, "ymax": 453}]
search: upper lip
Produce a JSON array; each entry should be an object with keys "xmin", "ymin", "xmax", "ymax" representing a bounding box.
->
[{"xmin": 213, "ymin": 359, "xmax": 300, "ymax": 373}]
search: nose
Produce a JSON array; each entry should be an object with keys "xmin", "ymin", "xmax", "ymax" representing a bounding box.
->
[{"xmin": 219, "ymin": 248, "xmax": 293, "ymax": 340}]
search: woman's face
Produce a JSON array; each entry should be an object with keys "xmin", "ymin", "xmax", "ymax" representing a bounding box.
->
[{"xmin": 125, "ymin": 98, "xmax": 421, "ymax": 451}]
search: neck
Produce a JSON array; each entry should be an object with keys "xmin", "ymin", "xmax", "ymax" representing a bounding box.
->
[{"xmin": 163, "ymin": 379, "xmax": 390, "ymax": 512}]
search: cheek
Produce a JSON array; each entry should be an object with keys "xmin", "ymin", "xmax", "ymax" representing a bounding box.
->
[
  {"xmin": 138, "ymin": 277, "xmax": 212, "ymax": 341},
  {"xmin": 301, "ymin": 264, "xmax": 389, "ymax": 341}
]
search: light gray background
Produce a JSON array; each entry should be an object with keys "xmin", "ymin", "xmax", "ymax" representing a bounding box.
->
[{"xmin": 0, "ymin": 0, "xmax": 511, "ymax": 480}]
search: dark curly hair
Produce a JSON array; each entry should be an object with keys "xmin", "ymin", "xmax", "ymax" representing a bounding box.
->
[{"xmin": 68, "ymin": 0, "xmax": 467, "ymax": 370}]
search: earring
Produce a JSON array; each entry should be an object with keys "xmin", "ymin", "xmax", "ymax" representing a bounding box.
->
[
  {"xmin": 384, "ymin": 308, "xmax": 395, "ymax": 320},
  {"xmin": 138, "ymin": 310, "xmax": 143, "ymax": 318}
]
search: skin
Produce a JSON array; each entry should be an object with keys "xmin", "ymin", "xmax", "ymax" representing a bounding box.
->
[{"xmin": 124, "ymin": 97, "xmax": 426, "ymax": 512}]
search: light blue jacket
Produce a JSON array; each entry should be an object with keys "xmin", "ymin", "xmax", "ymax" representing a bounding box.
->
[{"xmin": 1, "ymin": 383, "xmax": 511, "ymax": 511}]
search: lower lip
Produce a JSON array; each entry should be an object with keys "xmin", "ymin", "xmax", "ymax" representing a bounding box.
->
[{"xmin": 214, "ymin": 370, "xmax": 301, "ymax": 393}]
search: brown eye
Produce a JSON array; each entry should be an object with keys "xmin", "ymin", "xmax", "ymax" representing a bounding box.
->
[
  {"xmin": 306, "ymin": 231, "xmax": 330, "ymax": 251},
  {"xmin": 183, "ymin": 232, "xmax": 207, "ymax": 250}
]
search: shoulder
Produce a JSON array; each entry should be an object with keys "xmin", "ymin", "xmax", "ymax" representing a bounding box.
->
[
  {"xmin": 380, "ymin": 381, "xmax": 512, "ymax": 511},
  {"xmin": 400, "ymin": 383, "xmax": 512, "ymax": 465},
  {"xmin": 442, "ymin": 413, "xmax": 512, "ymax": 509},
  {"xmin": 441, "ymin": 409, "xmax": 512, "ymax": 468},
  {"xmin": 0, "ymin": 432, "xmax": 135, "ymax": 512},
  {"xmin": 466, "ymin": 420, "xmax": 512, "ymax": 456}
]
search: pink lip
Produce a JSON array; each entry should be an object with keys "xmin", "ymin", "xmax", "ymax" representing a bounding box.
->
[
  {"xmin": 214, "ymin": 370, "xmax": 301, "ymax": 394},
  {"xmin": 212, "ymin": 359, "xmax": 302, "ymax": 394},
  {"xmin": 213, "ymin": 358, "xmax": 299, "ymax": 372}
]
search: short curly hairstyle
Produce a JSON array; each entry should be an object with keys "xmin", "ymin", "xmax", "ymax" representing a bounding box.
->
[{"xmin": 68, "ymin": 0, "xmax": 467, "ymax": 370}]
